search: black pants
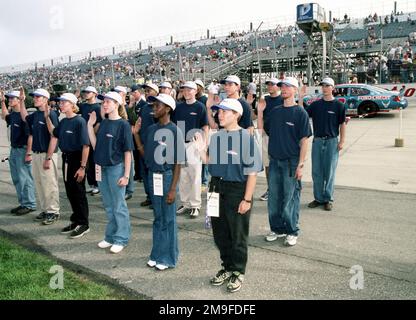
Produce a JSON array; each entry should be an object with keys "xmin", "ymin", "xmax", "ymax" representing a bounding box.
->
[
  {"xmin": 86, "ymin": 146, "xmax": 97, "ymax": 187},
  {"xmin": 62, "ymin": 152, "xmax": 89, "ymax": 226},
  {"xmin": 210, "ymin": 177, "xmax": 250, "ymax": 274},
  {"xmin": 133, "ymin": 149, "xmax": 142, "ymax": 180}
]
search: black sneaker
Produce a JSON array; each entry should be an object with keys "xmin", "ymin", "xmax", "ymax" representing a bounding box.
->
[
  {"xmin": 11, "ymin": 206, "xmax": 23, "ymax": 214},
  {"xmin": 34, "ymin": 212, "xmax": 47, "ymax": 221},
  {"xmin": 210, "ymin": 269, "xmax": 232, "ymax": 286},
  {"xmin": 308, "ymin": 200, "xmax": 321, "ymax": 208},
  {"xmin": 15, "ymin": 207, "xmax": 36, "ymax": 216},
  {"xmin": 227, "ymin": 272, "xmax": 244, "ymax": 293},
  {"xmin": 176, "ymin": 205, "xmax": 190, "ymax": 215},
  {"xmin": 125, "ymin": 193, "xmax": 133, "ymax": 201},
  {"xmin": 69, "ymin": 225, "xmax": 90, "ymax": 239},
  {"xmin": 42, "ymin": 213, "xmax": 60, "ymax": 225},
  {"xmin": 61, "ymin": 223, "xmax": 77, "ymax": 234},
  {"xmin": 140, "ymin": 199, "xmax": 152, "ymax": 207}
]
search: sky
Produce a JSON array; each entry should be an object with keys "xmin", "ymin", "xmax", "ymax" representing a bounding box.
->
[{"xmin": 0, "ymin": 0, "xmax": 414, "ymax": 69}]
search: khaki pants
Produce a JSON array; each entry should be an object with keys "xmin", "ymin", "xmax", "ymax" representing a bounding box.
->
[
  {"xmin": 32, "ymin": 153, "xmax": 60, "ymax": 214},
  {"xmin": 179, "ymin": 142, "xmax": 202, "ymax": 209}
]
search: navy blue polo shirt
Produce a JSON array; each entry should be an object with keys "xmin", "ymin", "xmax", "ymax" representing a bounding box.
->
[
  {"xmin": 137, "ymin": 101, "xmax": 155, "ymax": 145},
  {"xmin": 26, "ymin": 110, "xmax": 59, "ymax": 153},
  {"xmin": 94, "ymin": 118, "xmax": 134, "ymax": 167},
  {"xmin": 265, "ymin": 105, "xmax": 312, "ymax": 160},
  {"xmin": 263, "ymin": 95, "xmax": 284, "ymax": 121},
  {"xmin": 305, "ymin": 99, "xmax": 346, "ymax": 138},
  {"xmin": 144, "ymin": 122, "xmax": 186, "ymax": 172},
  {"xmin": 53, "ymin": 116, "xmax": 89, "ymax": 152},
  {"xmin": 79, "ymin": 102, "xmax": 102, "ymax": 124},
  {"xmin": 172, "ymin": 101, "xmax": 208, "ymax": 142},
  {"xmin": 208, "ymin": 129, "xmax": 263, "ymax": 182},
  {"xmin": 5, "ymin": 112, "xmax": 29, "ymax": 148},
  {"xmin": 214, "ymin": 98, "xmax": 253, "ymax": 129},
  {"xmin": 197, "ymin": 95, "xmax": 208, "ymax": 106}
]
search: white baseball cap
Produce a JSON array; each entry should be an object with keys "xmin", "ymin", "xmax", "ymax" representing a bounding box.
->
[
  {"xmin": 277, "ymin": 77, "xmax": 299, "ymax": 88},
  {"xmin": 97, "ymin": 92, "xmax": 123, "ymax": 105},
  {"xmin": 29, "ymin": 88, "xmax": 50, "ymax": 99},
  {"xmin": 265, "ymin": 78, "xmax": 280, "ymax": 86},
  {"xmin": 180, "ymin": 81, "xmax": 197, "ymax": 90},
  {"xmin": 159, "ymin": 82, "xmax": 173, "ymax": 89},
  {"xmin": 148, "ymin": 93, "xmax": 176, "ymax": 111},
  {"xmin": 57, "ymin": 93, "xmax": 78, "ymax": 105},
  {"xmin": 5, "ymin": 91, "xmax": 20, "ymax": 99},
  {"xmin": 211, "ymin": 98, "xmax": 243, "ymax": 116},
  {"xmin": 82, "ymin": 86, "xmax": 98, "ymax": 94},
  {"xmin": 114, "ymin": 86, "xmax": 128, "ymax": 94},
  {"xmin": 220, "ymin": 75, "xmax": 241, "ymax": 86},
  {"xmin": 195, "ymin": 79, "xmax": 205, "ymax": 88},
  {"xmin": 142, "ymin": 83, "xmax": 160, "ymax": 94},
  {"xmin": 320, "ymin": 77, "xmax": 335, "ymax": 87}
]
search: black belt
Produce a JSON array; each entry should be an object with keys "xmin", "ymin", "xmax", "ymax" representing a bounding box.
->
[
  {"xmin": 209, "ymin": 176, "xmax": 246, "ymax": 194},
  {"xmin": 315, "ymin": 136, "xmax": 336, "ymax": 140},
  {"xmin": 12, "ymin": 146, "xmax": 26, "ymax": 149}
]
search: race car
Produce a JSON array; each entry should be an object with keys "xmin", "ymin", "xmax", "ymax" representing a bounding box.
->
[{"xmin": 303, "ymin": 84, "xmax": 408, "ymax": 117}]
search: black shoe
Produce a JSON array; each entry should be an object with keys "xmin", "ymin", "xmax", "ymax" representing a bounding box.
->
[
  {"xmin": 149, "ymin": 204, "xmax": 153, "ymax": 210},
  {"xmin": 34, "ymin": 212, "xmax": 47, "ymax": 221},
  {"xmin": 125, "ymin": 193, "xmax": 133, "ymax": 201},
  {"xmin": 140, "ymin": 199, "xmax": 152, "ymax": 207},
  {"xmin": 227, "ymin": 272, "xmax": 244, "ymax": 293},
  {"xmin": 61, "ymin": 223, "xmax": 77, "ymax": 234},
  {"xmin": 176, "ymin": 205, "xmax": 190, "ymax": 215},
  {"xmin": 69, "ymin": 225, "xmax": 90, "ymax": 239},
  {"xmin": 42, "ymin": 213, "xmax": 60, "ymax": 225},
  {"xmin": 11, "ymin": 206, "xmax": 23, "ymax": 214},
  {"xmin": 210, "ymin": 269, "xmax": 232, "ymax": 286},
  {"xmin": 308, "ymin": 200, "xmax": 321, "ymax": 208},
  {"xmin": 324, "ymin": 202, "xmax": 333, "ymax": 211},
  {"xmin": 15, "ymin": 207, "xmax": 36, "ymax": 216}
]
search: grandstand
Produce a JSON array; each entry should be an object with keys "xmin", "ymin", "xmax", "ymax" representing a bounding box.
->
[{"xmin": 1, "ymin": 2, "xmax": 415, "ymax": 93}]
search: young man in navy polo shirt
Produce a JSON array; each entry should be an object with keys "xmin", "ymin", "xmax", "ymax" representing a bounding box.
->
[
  {"xmin": 79, "ymin": 86, "xmax": 102, "ymax": 195},
  {"xmin": 256, "ymin": 78, "xmax": 284, "ymax": 202},
  {"xmin": 304, "ymin": 77, "xmax": 346, "ymax": 211},
  {"xmin": 87, "ymin": 92, "xmax": 133, "ymax": 254},
  {"xmin": 172, "ymin": 81, "xmax": 208, "ymax": 218},
  {"xmin": 1, "ymin": 90, "xmax": 36, "ymax": 215},
  {"xmin": 194, "ymin": 98, "xmax": 262, "ymax": 293},
  {"xmin": 137, "ymin": 93, "xmax": 185, "ymax": 271},
  {"xmin": 264, "ymin": 77, "xmax": 312, "ymax": 247},
  {"xmin": 45, "ymin": 93, "xmax": 91, "ymax": 238},
  {"xmin": 20, "ymin": 88, "xmax": 60, "ymax": 225}
]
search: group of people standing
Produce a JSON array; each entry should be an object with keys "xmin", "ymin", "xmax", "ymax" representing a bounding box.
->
[{"xmin": 0, "ymin": 74, "xmax": 346, "ymax": 293}]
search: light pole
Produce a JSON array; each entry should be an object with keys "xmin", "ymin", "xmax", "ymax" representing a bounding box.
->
[
  {"xmin": 272, "ymin": 25, "xmax": 280, "ymax": 76},
  {"xmin": 255, "ymin": 21, "xmax": 264, "ymax": 97},
  {"xmin": 291, "ymin": 34, "xmax": 295, "ymax": 76}
]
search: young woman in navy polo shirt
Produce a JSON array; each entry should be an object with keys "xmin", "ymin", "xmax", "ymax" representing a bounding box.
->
[
  {"xmin": 195, "ymin": 98, "xmax": 263, "ymax": 293},
  {"xmin": 87, "ymin": 92, "xmax": 133, "ymax": 254},
  {"xmin": 45, "ymin": 93, "xmax": 91, "ymax": 238}
]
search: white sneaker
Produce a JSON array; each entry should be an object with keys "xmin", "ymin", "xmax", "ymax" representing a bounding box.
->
[
  {"xmin": 285, "ymin": 235, "xmax": 298, "ymax": 246},
  {"xmin": 155, "ymin": 264, "xmax": 169, "ymax": 271},
  {"xmin": 98, "ymin": 240, "xmax": 112, "ymax": 249},
  {"xmin": 189, "ymin": 208, "xmax": 200, "ymax": 219},
  {"xmin": 91, "ymin": 188, "xmax": 100, "ymax": 195},
  {"xmin": 265, "ymin": 231, "xmax": 287, "ymax": 242},
  {"xmin": 86, "ymin": 186, "xmax": 94, "ymax": 193},
  {"xmin": 176, "ymin": 205, "xmax": 190, "ymax": 215},
  {"xmin": 110, "ymin": 244, "xmax": 124, "ymax": 254},
  {"xmin": 147, "ymin": 260, "xmax": 157, "ymax": 268}
]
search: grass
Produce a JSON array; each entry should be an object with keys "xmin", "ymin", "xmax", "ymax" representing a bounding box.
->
[{"xmin": 0, "ymin": 236, "xmax": 132, "ymax": 300}]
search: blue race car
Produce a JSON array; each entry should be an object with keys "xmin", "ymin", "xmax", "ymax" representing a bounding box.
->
[{"xmin": 303, "ymin": 84, "xmax": 408, "ymax": 117}]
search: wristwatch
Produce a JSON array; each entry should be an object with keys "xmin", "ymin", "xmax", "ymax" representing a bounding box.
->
[
  {"xmin": 45, "ymin": 157, "xmax": 52, "ymax": 161},
  {"xmin": 124, "ymin": 176, "xmax": 130, "ymax": 180}
]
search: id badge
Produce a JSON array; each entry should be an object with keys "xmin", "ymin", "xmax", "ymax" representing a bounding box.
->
[
  {"xmin": 64, "ymin": 162, "xmax": 68, "ymax": 182},
  {"xmin": 153, "ymin": 173, "xmax": 163, "ymax": 196},
  {"xmin": 95, "ymin": 164, "xmax": 102, "ymax": 182},
  {"xmin": 207, "ymin": 192, "xmax": 220, "ymax": 217}
]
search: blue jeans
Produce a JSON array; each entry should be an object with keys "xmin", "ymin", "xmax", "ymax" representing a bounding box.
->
[
  {"xmin": 312, "ymin": 137, "xmax": 339, "ymax": 204},
  {"xmin": 201, "ymin": 164, "xmax": 209, "ymax": 186},
  {"xmin": 98, "ymin": 163, "xmax": 131, "ymax": 246},
  {"xmin": 126, "ymin": 161, "xmax": 135, "ymax": 195},
  {"xmin": 148, "ymin": 170, "xmax": 179, "ymax": 267},
  {"xmin": 268, "ymin": 158, "xmax": 301, "ymax": 236},
  {"xmin": 9, "ymin": 147, "xmax": 36, "ymax": 209}
]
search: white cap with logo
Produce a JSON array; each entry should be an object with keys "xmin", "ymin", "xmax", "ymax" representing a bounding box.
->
[
  {"xmin": 180, "ymin": 81, "xmax": 197, "ymax": 90},
  {"xmin": 29, "ymin": 88, "xmax": 50, "ymax": 99},
  {"xmin": 159, "ymin": 82, "xmax": 173, "ymax": 89},
  {"xmin": 114, "ymin": 86, "xmax": 128, "ymax": 94},
  {"xmin": 142, "ymin": 83, "xmax": 160, "ymax": 94},
  {"xmin": 211, "ymin": 98, "xmax": 243, "ymax": 116},
  {"xmin": 320, "ymin": 77, "xmax": 335, "ymax": 87},
  {"xmin": 82, "ymin": 86, "xmax": 98, "ymax": 94},
  {"xmin": 277, "ymin": 77, "xmax": 299, "ymax": 88},
  {"xmin": 265, "ymin": 78, "xmax": 280, "ymax": 86},
  {"xmin": 57, "ymin": 93, "xmax": 78, "ymax": 104},
  {"xmin": 148, "ymin": 93, "xmax": 176, "ymax": 111},
  {"xmin": 195, "ymin": 79, "xmax": 205, "ymax": 88},
  {"xmin": 97, "ymin": 92, "xmax": 123, "ymax": 105},
  {"xmin": 220, "ymin": 75, "xmax": 241, "ymax": 86}
]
